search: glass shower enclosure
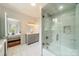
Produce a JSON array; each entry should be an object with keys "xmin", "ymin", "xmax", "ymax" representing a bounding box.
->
[{"xmin": 42, "ymin": 3, "xmax": 79, "ymax": 56}]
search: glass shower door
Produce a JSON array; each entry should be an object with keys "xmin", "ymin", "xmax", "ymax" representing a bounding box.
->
[
  {"xmin": 51, "ymin": 5, "xmax": 76, "ymax": 56},
  {"xmin": 47, "ymin": 17, "xmax": 61, "ymax": 56},
  {"xmin": 42, "ymin": 12, "xmax": 61, "ymax": 56},
  {"xmin": 60, "ymin": 8, "xmax": 76, "ymax": 55},
  {"xmin": 74, "ymin": 4, "xmax": 79, "ymax": 56},
  {"xmin": 42, "ymin": 3, "xmax": 79, "ymax": 56},
  {"xmin": 42, "ymin": 13, "xmax": 52, "ymax": 49}
]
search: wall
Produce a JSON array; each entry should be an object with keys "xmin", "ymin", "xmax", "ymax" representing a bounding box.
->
[{"xmin": 21, "ymin": 19, "xmax": 40, "ymax": 34}]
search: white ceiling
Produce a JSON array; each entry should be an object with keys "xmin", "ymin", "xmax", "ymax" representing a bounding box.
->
[
  {"xmin": 43, "ymin": 3, "xmax": 76, "ymax": 16},
  {"xmin": 1, "ymin": 3, "xmax": 46, "ymax": 19}
]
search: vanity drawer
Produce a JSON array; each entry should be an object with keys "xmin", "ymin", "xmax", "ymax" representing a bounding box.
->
[{"xmin": 7, "ymin": 39, "xmax": 21, "ymax": 47}]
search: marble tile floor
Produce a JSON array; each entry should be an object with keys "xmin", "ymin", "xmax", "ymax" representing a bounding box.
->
[
  {"xmin": 7, "ymin": 42, "xmax": 41, "ymax": 56},
  {"xmin": 43, "ymin": 48, "xmax": 55, "ymax": 56}
]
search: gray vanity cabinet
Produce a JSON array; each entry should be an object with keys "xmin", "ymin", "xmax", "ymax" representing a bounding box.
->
[{"xmin": 26, "ymin": 33, "xmax": 39, "ymax": 45}]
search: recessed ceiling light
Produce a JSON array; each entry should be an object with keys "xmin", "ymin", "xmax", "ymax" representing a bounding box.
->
[
  {"xmin": 31, "ymin": 3, "xmax": 36, "ymax": 6},
  {"xmin": 59, "ymin": 6, "xmax": 63, "ymax": 10}
]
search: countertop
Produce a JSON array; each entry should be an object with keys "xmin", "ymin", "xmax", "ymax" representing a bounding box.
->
[
  {"xmin": 7, "ymin": 33, "xmax": 21, "ymax": 38},
  {"xmin": 0, "ymin": 39, "xmax": 7, "ymax": 48}
]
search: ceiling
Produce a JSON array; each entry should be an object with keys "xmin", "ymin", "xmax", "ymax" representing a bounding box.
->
[
  {"xmin": 0, "ymin": 3, "xmax": 46, "ymax": 25},
  {"xmin": 43, "ymin": 3, "xmax": 76, "ymax": 16},
  {"xmin": 1, "ymin": 3, "xmax": 46, "ymax": 19},
  {"xmin": 0, "ymin": 3, "xmax": 77, "ymax": 25}
]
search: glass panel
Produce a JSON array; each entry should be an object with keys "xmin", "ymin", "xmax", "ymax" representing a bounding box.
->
[
  {"xmin": 74, "ymin": 4, "xmax": 79, "ymax": 55},
  {"xmin": 60, "ymin": 8, "xmax": 76, "ymax": 56}
]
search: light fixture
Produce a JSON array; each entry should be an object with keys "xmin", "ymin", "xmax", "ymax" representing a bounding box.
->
[
  {"xmin": 31, "ymin": 3, "xmax": 36, "ymax": 6},
  {"xmin": 59, "ymin": 5, "xmax": 63, "ymax": 10}
]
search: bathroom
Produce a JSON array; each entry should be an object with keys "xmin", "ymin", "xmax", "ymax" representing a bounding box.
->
[
  {"xmin": 42, "ymin": 3, "xmax": 79, "ymax": 56},
  {"xmin": 0, "ymin": 3, "xmax": 79, "ymax": 56}
]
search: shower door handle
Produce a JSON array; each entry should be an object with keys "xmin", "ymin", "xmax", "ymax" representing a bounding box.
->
[{"xmin": 56, "ymin": 34, "xmax": 59, "ymax": 41}]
